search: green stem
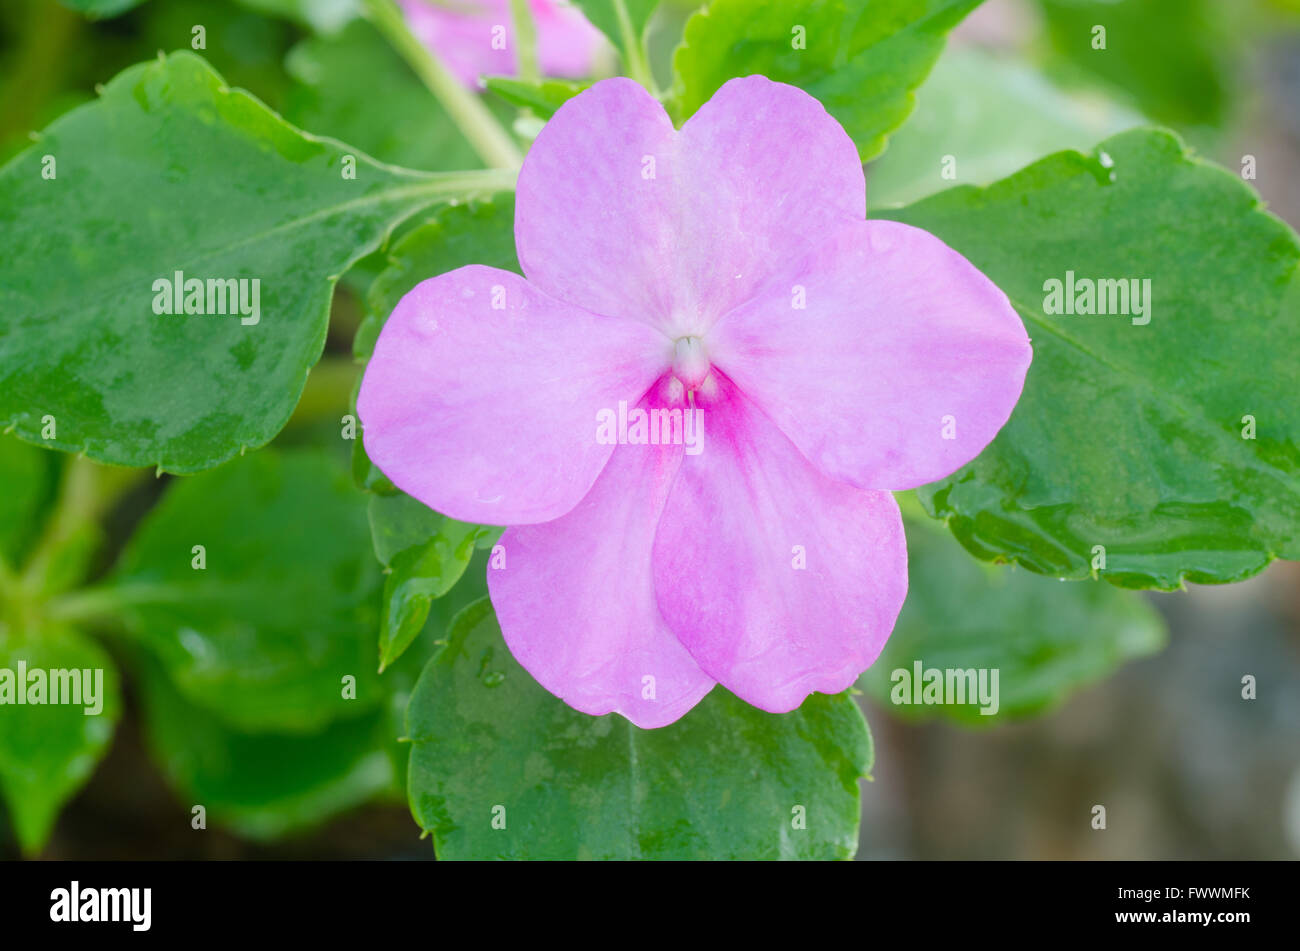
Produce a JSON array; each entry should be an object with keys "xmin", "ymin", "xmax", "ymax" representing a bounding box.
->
[
  {"xmin": 509, "ymin": 0, "xmax": 540, "ymax": 85},
  {"xmin": 388, "ymin": 167, "xmax": 519, "ymax": 200},
  {"xmin": 44, "ymin": 583, "xmax": 184, "ymax": 625},
  {"xmin": 0, "ymin": 456, "xmax": 142, "ymax": 631},
  {"xmin": 613, "ymin": 0, "xmax": 655, "ymax": 93},
  {"xmin": 0, "ymin": 553, "xmax": 22, "ymax": 632},
  {"xmin": 365, "ymin": 0, "xmax": 523, "ymax": 170},
  {"xmin": 19, "ymin": 457, "xmax": 138, "ymax": 591}
]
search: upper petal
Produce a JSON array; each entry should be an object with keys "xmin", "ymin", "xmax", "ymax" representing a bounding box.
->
[
  {"xmin": 515, "ymin": 78, "xmax": 681, "ymax": 329},
  {"xmin": 515, "ymin": 76, "xmax": 865, "ymax": 334},
  {"xmin": 489, "ymin": 412, "xmax": 715, "ymax": 729},
  {"xmin": 358, "ymin": 265, "xmax": 666, "ymax": 525},
  {"xmin": 707, "ymin": 218, "xmax": 1032, "ymax": 491},
  {"xmin": 675, "ymin": 75, "xmax": 866, "ymax": 331},
  {"xmin": 651, "ymin": 377, "xmax": 908, "ymax": 713}
]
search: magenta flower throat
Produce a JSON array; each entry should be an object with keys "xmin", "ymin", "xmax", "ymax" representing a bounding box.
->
[{"xmin": 358, "ymin": 76, "xmax": 1033, "ymax": 728}]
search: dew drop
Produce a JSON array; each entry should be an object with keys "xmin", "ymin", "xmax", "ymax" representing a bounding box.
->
[{"xmin": 1093, "ymin": 150, "xmax": 1118, "ymax": 184}]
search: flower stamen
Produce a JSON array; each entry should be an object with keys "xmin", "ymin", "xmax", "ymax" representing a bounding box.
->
[{"xmin": 672, "ymin": 336, "xmax": 710, "ymax": 391}]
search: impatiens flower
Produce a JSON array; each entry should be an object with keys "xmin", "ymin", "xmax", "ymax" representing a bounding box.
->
[
  {"xmin": 358, "ymin": 76, "xmax": 1033, "ymax": 728},
  {"xmin": 399, "ymin": 0, "xmax": 603, "ymax": 89}
]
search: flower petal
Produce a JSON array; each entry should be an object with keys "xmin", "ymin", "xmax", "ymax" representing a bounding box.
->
[
  {"xmin": 707, "ymin": 218, "xmax": 1032, "ymax": 491},
  {"xmin": 532, "ymin": 0, "xmax": 605, "ymax": 79},
  {"xmin": 676, "ymin": 75, "xmax": 866, "ymax": 331},
  {"xmin": 398, "ymin": 0, "xmax": 513, "ymax": 88},
  {"xmin": 651, "ymin": 378, "xmax": 907, "ymax": 713},
  {"xmin": 515, "ymin": 76, "xmax": 864, "ymax": 334},
  {"xmin": 399, "ymin": 0, "xmax": 601, "ymax": 89},
  {"xmin": 358, "ymin": 266, "xmax": 665, "ymax": 525},
  {"xmin": 515, "ymin": 78, "xmax": 680, "ymax": 329},
  {"xmin": 489, "ymin": 421, "xmax": 715, "ymax": 728}
]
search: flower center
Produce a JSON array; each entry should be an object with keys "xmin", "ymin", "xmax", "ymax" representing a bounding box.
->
[{"xmin": 671, "ymin": 336, "xmax": 710, "ymax": 390}]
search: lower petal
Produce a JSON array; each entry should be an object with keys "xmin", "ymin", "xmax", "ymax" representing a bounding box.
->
[
  {"xmin": 489, "ymin": 417, "xmax": 714, "ymax": 729},
  {"xmin": 652, "ymin": 378, "xmax": 908, "ymax": 713}
]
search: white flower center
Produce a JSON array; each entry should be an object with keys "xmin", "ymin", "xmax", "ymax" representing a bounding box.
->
[{"xmin": 671, "ymin": 336, "xmax": 710, "ymax": 390}]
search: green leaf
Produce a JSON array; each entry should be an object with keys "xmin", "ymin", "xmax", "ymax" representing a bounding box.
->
[
  {"xmin": 0, "ymin": 626, "xmax": 122, "ymax": 854},
  {"xmin": 368, "ymin": 490, "xmax": 501, "ymax": 566},
  {"xmin": 351, "ymin": 435, "xmax": 398, "ymax": 496},
  {"xmin": 379, "ymin": 546, "xmax": 461, "ymax": 672},
  {"xmin": 866, "ymin": 47, "xmax": 1139, "ymax": 207},
  {"xmin": 110, "ymin": 449, "xmax": 383, "ymax": 731},
  {"xmin": 355, "ymin": 195, "xmax": 520, "ymax": 360},
  {"xmin": 484, "ymin": 76, "xmax": 592, "ymax": 118},
  {"xmin": 860, "ymin": 513, "xmax": 1165, "ymax": 723},
  {"xmin": 284, "ymin": 19, "xmax": 482, "ymax": 171},
  {"xmin": 0, "ymin": 436, "xmax": 58, "ymax": 568},
  {"xmin": 671, "ymin": 0, "xmax": 982, "ymax": 159},
  {"xmin": 573, "ymin": 0, "xmax": 659, "ymax": 47},
  {"xmin": 1034, "ymin": 0, "xmax": 1236, "ymax": 131},
  {"xmin": 58, "ymin": 0, "xmax": 147, "ymax": 19},
  {"xmin": 368, "ymin": 491, "xmax": 443, "ymax": 565},
  {"xmin": 879, "ymin": 129, "xmax": 1300, "ymax": 589},
  {"xmin": 407, "ymin": 599, "xmax": 872, "ymax": 859},
  {"xmin": 137, "ymin": 650, "xmax": 395, "ymax": 841},
  {"xmin": 0, "ymin": 51, "xmax": 508, "ymax": 473},
  {"xmin": 368, "ymin": 492, "xmax": 501, "ymax": 670}
]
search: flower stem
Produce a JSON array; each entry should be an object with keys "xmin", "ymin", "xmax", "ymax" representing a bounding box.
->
[
  {"xmin": 613, "ymin": 0, "xmax": 655, "ymax": 93},
  {"xmin": 0, "ymin": 455, "xmax": 143, "ymax": 633},
  {"xmin": 364, "ymin": 0, "xmax": 523, "ymax": 170},
  {"xmin": 509, "ymin": 0, "xmax": 540, "ymax": 85},
  {"xmin": 0, "ymin": 553, "xmax": 22, "ymax": 632},
  {"xmin": 19, "ymin": 456, "xmax": 138, "ymax": 592},
  {"xmin": 45, "ymin": 583, "xmax": 185, "ymax": 625},
  {"xmin": 402, "ymin": 167, "xmax": 520, "ymax": 199}
]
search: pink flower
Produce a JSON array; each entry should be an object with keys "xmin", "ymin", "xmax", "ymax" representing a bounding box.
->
[
  {"xmin": 398, "ymin": 0, "xmax": 603, "ymax": 89},
  {"xmin": 358, "ymin": 77, "xmax": 1032, "ymax": 728}
]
